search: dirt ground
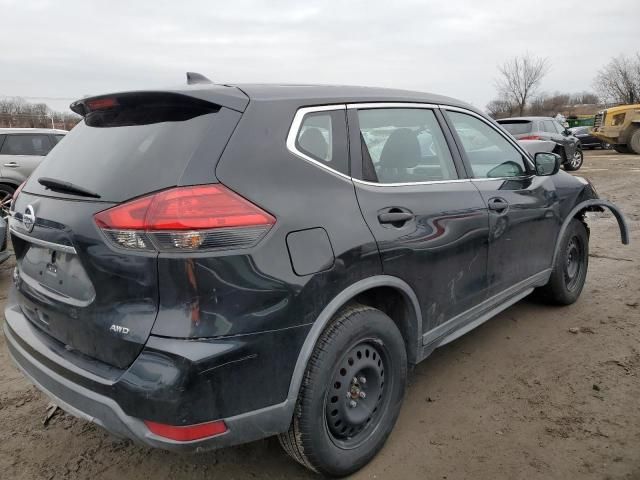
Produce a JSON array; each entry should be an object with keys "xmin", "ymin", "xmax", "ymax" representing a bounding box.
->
[{"xmin": 0, "ymin": 149, "xmax": 639, "ymax": 479}]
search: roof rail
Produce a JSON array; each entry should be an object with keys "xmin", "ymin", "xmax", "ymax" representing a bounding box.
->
[{"xmin": 186, "ymin": 72, "xmax": 213, "ymax": 85}]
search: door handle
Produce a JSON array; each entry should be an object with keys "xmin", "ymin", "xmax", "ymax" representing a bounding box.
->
[
  {"xmin": 487, "ymin": 197, "xmax": 509, "ymax": 213},
  {"xmin": 377, "ymin": 211, "xmax": 415, "ymax": 225},
  {"xmin": 3, "ymin": 162, "xmax": 19, "ymax": 168}
]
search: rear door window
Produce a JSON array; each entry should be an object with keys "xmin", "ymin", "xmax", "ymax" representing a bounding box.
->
[
  {"xmin": 0, "ymin": 134, "xmax": 52, "ymax": 156},
  {"xmin": 356, "ymin": 108, "xmax": 457, "ymax": 183}
]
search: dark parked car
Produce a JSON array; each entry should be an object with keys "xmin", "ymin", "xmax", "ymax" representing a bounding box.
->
[
  {"xmin": 497, "ymin": 117, "xmax": 584, "ymax": 171},
  {"xmin": 3, "ymin": 77, "xmax": 628, "ymax": 477},
  {"xmin": 569, "ymin": 126, "xmax": 611, "ymax": 150}
]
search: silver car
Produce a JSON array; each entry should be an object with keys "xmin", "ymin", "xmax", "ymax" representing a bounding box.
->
[{"xmin": 0, "ymin": 128, "xmax": 67, "ymax": 199}]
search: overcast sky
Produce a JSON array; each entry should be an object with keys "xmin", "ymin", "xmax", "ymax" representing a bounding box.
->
[{"xmin": 1, "ymin": 0, "xmax": 638, "ymax": 113}]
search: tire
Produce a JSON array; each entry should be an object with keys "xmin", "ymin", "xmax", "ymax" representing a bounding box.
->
[
  {"xmin": 279, "ymin": 304, "xmax": 407, "ymax": 477},
  {"xmin": 564, "ymin": 147, "xmax": 583, "ymax": 171},
  {"xmin": 629, "ymin": 128, "xmax": 640, "ymax": 155},
  {"xmin": 537, "ymin": 219, "xmax": 589, "ymax": 305},
  {"xmin": 613, "ymin": 145, "xmax": 631, "ymax": 154}
]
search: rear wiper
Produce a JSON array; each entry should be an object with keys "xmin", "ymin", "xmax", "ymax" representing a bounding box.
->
[{"xmin": 38, "ymin": 177, "xmax": 101, "ymax": 199}]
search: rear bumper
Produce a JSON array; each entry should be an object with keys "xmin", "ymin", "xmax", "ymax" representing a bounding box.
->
[{"xmin": 3, "ymin": 302, "xmax": 304, "ymax": 452}]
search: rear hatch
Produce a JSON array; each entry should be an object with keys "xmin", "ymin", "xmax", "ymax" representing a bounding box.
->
[{"xmin": 9, "ymin": 91, "xmax": 244, "ymax": 368}]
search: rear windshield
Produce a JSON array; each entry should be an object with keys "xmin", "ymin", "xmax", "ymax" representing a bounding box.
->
[
  {"xmin": 23, "ymin": 106, "xmax": 238, "ymax": 203},
  {"xmin": 498, "ymin": 121, "xmax": 533, "ymax": 135}
]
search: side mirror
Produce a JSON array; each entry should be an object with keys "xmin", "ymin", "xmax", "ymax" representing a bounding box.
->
[{"xmin": 534, "ymin": 152, "xmax": 561, "ymax": 176}]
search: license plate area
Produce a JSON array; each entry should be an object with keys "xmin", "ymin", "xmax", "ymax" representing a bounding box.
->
[{"xmin": 18, "ymin": 243, "xmax": 96, "ymax": 307}]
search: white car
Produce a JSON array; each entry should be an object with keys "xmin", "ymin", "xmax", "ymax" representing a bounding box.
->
[{"xmin": 0, "ymin": 128, "xmax": 67, "ymax": 199}]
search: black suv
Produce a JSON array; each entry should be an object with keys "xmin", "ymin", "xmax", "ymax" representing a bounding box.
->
[
  {"xmin": 497, "ymin": 116, "xmax": 584, "ymax": 171},
  {"xmin": 3, "ymin": 77, "xmax": 628, "ymax": 477}
]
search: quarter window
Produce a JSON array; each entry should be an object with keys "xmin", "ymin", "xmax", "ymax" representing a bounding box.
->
[
  {"xmin": 0, "ymin": 134, "xmax": 52, "ymax": 156},
  {"xmin": 356, "ymin": 108, "xmax": 457, "ymax": 183},
  {"xmin": 295, "ymin": 110, "xmax": 349, "ymax": 175},
  {"xmin": 447, "ymin": 111, "xmax": 528, "ymax": 178}
]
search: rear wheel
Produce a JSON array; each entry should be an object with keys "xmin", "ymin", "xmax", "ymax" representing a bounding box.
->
[
  {"xmin": 564, "ymin": 147, "xmax": 583, "ymax": 171},
  {"xmin": 629, "ymin": 128, "xmax": 640, "ymax": 155},
  {"xmin": 537, "ymin": 219, "xmax": 589, "ymax": 305},
  {"xmin": 279, "ymin": 304, "xmax": 407, "ymax": 477}
]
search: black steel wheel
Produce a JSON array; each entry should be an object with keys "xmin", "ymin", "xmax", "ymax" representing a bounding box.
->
[
  {"xmin": 279, "ymin": 304, "xmax": 407, "ymax": 477},
  {"xmin": 536, "ymin": 219, "xmax": 589, "ymax": 305},
  {"xmin": 564, "ymin": 235, "xmax": 585, "ymax": 292},
  {"xmin": 324, "ymin": 340, "xmax": 388, "ymax": 449}
]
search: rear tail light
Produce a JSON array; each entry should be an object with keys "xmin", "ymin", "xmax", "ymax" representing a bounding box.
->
[
  {"xmin": 94, "ymin": 185, "xmax": 275, "ymax": 252},
  {"xmin": 519, "ymin": 135, "xmax": 542, "ymax": 140},
  {"xmin": 144, "ymin": 419, "xmax": 227, "ymax": 441}
]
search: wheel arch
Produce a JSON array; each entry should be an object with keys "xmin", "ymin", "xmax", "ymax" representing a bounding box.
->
[
  {"xmin": 0, "ymin": 178, "xmax": 20, "ymax": 189},
  {"xmin": 552, "ymin": 200, "xmax": 629, "ymax": 266},
  {"xmin": 285, "ymin": 276, "xmax": 422, "ymax": 407}
]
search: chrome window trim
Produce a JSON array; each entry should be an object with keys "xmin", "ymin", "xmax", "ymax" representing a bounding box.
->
[
  {"xmin": 9, "ymin": 226, "xmax": 77, "ymax": 254},
  {"xmin": 440, "ymin": 105, "xmax": 536, "ymax": 170},
  {"xmin": 347, "ymin": 102, "xmax": 439, "ymax": 110},
  {"xmin": 285, "ymin": 104, "xmax": 351, "ymax": 181},
  {"xmin": 286, "ymin": 102, "xmax": 536, "ymax": 187},
  {"xmin": 352, "ymin": 178, "xmax": 471, "ymax": 187}
]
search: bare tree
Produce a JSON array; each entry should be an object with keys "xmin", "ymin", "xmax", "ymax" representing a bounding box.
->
[
  {"xmin": 570, "ymin": 91, "xmax": 600, "ymax": 105},
  {"xmin": 593, "ymin": 53, "xmax": 640, "ymax": 104},
  {"xmin": 495, "ymin": 54, "xmax": 550, "ymax": 116},
  {"xmin": 486, "ymin": 98, "xmax": 515, "ymax": 118},
  {"xmin": 0, "ymin": 96, "xmax": 81, "ymax": 129}
]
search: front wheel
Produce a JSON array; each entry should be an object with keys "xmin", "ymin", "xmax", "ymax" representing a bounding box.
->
[
  {"xmin": 537, "ymin": 219, "xmax": 589, "ymax": 305},
  {"xmin": 279, "ymin": 305, "xmax": 407, "ymax": 477},
  {"xmin": 564, "ymin": 147, "xmax": 583, "ymax": 171}
]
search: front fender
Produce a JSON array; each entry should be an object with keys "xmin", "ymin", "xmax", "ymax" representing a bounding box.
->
[{"xmin": 552, "ymin": 200, "xmax": 629, "ymax": 266}]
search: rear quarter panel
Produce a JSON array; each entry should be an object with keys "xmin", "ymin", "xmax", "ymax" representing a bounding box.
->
[{"xmin": 151, "ymin": 100, "xmax": 381, "ymax": 339}]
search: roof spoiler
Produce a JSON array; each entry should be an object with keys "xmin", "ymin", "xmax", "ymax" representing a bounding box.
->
[
  {"xmin": 186, "ymin": 72, "xmax": 213, "ymax": 85},
  {"xmin": 69, "ymin": 92, "xmax": 220, "ymax": 118}
]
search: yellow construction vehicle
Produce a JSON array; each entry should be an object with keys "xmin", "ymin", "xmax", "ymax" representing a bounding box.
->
[{"xmin": 591, "ymin": 104, "xmax": 640, "ymax": 154}]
